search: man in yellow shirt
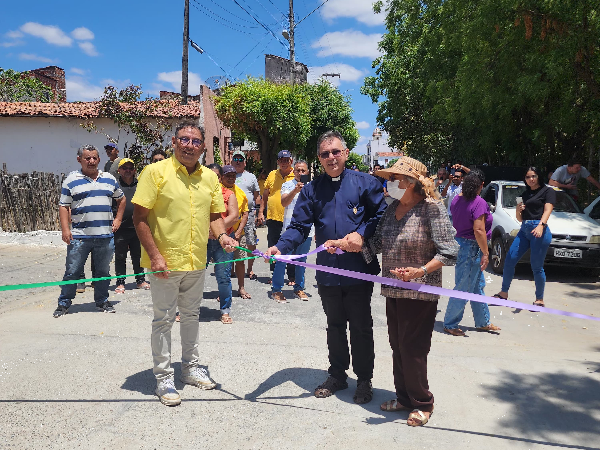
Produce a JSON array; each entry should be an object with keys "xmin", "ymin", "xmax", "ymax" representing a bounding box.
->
[
  {"xmin": 133, "ymin": 120, "xmax": 237, "ymax": 407},
  {"xmin": 221, "ymin": 165, "xmax": 251, "ymax": 299},
  {"xmin": 257, "ymin": 150, "xmax": 295, "ymax": 276}
]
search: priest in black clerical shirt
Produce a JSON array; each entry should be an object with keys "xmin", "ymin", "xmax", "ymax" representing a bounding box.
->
[{"xmin": 266, "ymin": 130, "xmax": 386, "ymax": 405}]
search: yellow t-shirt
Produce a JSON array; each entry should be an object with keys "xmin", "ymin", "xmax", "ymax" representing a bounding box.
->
[
  {"xmin": 230, "ymin": 184, "xmax": 248, "ymax": 232},
  {"xmin": 264, "ymin": 169, "xmax": 295, "ymax": 222},
  {"xmin": 258, "ymin": 179, "xmax": 266, "ymax": 196},
  {"xmin": 132, "ymin": 157, "xmax": 225, "ymax": 271}
]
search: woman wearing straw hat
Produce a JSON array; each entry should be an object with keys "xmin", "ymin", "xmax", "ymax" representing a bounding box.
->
[{"xmin": 363, "ymin": 156, "xmax": 458, "ymax": 426}]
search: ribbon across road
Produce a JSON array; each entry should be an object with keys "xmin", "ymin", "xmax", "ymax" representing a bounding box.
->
[{"xmin": 249, "ymin": 244, "xmax": 600, "ymax": 323}]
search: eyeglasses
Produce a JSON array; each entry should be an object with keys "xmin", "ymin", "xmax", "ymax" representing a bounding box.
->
[
  {"xmin": 318, "ymin": 149, "xmax": 342, "ymax": 159},
  {"xmin": 525, "ymin": 175, "xmax": 538, "ymax": 179},
  {"xmin": 177, "ymin": 136, "xmax": 204, "ymax": 147},
  {"xmin": 232, "ymin": 157, "xmax": 244, "ymax": 162}
]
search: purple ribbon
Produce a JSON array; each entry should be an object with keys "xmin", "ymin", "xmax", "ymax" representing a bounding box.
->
[{"xmin": 255, "ymin": 245, "xmax": 600, "ymax": 323}]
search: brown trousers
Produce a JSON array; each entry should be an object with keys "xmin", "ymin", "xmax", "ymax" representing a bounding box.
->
[{"xmin": 386, "ymin": 297, "xmax": 437, "ymax": 413}]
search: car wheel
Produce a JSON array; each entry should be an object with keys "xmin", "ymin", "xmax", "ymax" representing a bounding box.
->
[{"xmin": 491, "ymin": 237, "xmax": 505, "ymax": 274}]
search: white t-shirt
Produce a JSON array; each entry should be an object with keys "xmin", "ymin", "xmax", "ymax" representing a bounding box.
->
[
  {"xmin": 281, "ymin": 179, "xmax": 314, "ymax": 237},
  {"xmin": 446, "ymin": 183, "xmax": 462, "ymax": 216}
]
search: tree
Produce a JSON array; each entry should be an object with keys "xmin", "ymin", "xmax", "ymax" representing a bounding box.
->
[
  {"xmin": 214, "ymin": 77, "xmax": 359, "ymax": 169},
  {"xmin": 346, "ymin": 152, "xmax": 369, "ymax": 172},
  {"xmin": 214, "ymin": 77, "xmax": 311, "ymax": 170},
  {"xmin": 80, "ymin": 85, "xmax": 174, "ymax": 166},
  {"xmin": 363, "ymin": 1, "xmax": 600, "ymax": 170},
  {"xmin": 0, "ymin": 68, "xmax": 53, "ymax": 102}
]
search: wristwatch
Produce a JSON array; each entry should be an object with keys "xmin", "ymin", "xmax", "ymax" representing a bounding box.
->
[
  {"xmin": 420, "ymin": 265, "xmax": 428, "ymax": 276},
  {"xmin": 540, "ymin": 222, "xmax": 547, "ymax": 228}
]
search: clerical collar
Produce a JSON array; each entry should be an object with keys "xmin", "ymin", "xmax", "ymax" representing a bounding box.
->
[
  {"xmin": 331, "ymin": 176, "xmax": 341, "ymax": 182},
  {"xmin": 329, "ymin": 169, "xmax": 346, "ymax": 182}
]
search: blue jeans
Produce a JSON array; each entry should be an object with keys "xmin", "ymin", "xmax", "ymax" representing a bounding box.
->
[
  {"xmin": 58, "ymin": 237, "xmax": 114, "ymax": 308},
  {"xmin": 443, "ymin": 238, "xmax": 491, "ymax": 329},
  {"xmin": 272, "ymin": 235, "xmax": 312, "ymax": 293},
  {"xmin": 206, "ymin": 238, "xmax": 233, "ymax": 314},
  {"xmin": 501, "ymin": 220, "xmax": 552, "ymax": 300}
]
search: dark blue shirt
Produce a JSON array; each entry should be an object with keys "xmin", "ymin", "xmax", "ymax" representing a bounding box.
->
[{"xmin": 277, "ymin": 169, "xmax": 387, "ymax": 286}]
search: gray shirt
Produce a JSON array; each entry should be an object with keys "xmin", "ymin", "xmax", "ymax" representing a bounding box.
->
[
  {"xmin": 235, "ymin": 170, "xmax": 260, "ymax": 209},
  {"xmin": 104, "ymin": 158, "xmax": 121, "ymax": 178},
  {"xmin": 551, "ymin": 164, "xmax": 590, "ymax": 195}
]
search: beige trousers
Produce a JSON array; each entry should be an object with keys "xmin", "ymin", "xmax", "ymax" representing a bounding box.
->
[{"xmin": 149, "ymin": 270, "xmax": 205, "ymax": 382}]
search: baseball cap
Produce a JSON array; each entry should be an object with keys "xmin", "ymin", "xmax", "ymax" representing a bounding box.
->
[
  {"xmin": 118, "ymin": 158, "xmax": 135, "ymax": 168},
  {"xmin": 222, "ymin": 165, "xmax": 236, "ymax": 175},
  {"xmin": 104, "ymin": 143, "xmax": 118, "ymax": 149},
  {"xmin": 278, "ymin": 150, "xmax": 292, "ymax": 159},
  {"xmin": 232, "ymin": 150, "xmax": 245, "ymax": 159}
]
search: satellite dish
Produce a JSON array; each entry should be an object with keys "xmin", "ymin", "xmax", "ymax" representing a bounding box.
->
[{"xmin": 205, "ymin": 76, "xmax": 229, "ymax": 91}]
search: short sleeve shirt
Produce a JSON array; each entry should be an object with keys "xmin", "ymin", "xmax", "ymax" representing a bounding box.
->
[
  {"xmin": 551, "ymin": 165, "xmax": 590, "ymax": 195},
  {"xmin": 281, "ymin": 179, "xmax": 314, "ymax": 237},
  {"xmin": 131, "ymin": 157, "xmax": 225, "ymax": 271},
  {"xmin": 451, "ymin": 195, "xmax": 492, "ymax": 240},
  {"xmin": 521, "ymin": 186, "xmax": 556, "ymax": 221},
  {"xmin": 235, "ymin": 171, "xmax": 259, "ymax": 210},
  {"xmin": 446, "ymin": 183, "xmax": 463, "ymax": 215},
  {"xmin": 232, "ymin": 184, "xmax": 249, "ymax": 232},
  {"xmin": 264, "ymin": 169, "xmax": 295, "ymax": 222},
  {"xmin": 60, "ymin": 170, "xmax": 123, "ymax": 238}
]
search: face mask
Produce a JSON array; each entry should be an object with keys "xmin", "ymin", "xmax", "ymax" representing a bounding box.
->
[{"xmin": 387, "ymin": 180, "xmax": 406, "ymax": 200}]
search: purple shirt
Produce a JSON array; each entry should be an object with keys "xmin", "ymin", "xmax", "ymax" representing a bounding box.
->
[{"xmin": 450, "ymin": 195, "xmax": 492, "ymax": 240}]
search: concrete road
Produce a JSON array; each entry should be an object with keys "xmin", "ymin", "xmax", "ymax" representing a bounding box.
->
[{"xmin": 0, "ymin": 229, "xmax": 599, "ymax": 450}]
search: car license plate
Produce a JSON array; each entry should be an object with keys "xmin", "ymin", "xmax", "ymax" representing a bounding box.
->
[{"xmin": 553, "ymin": 248, "xmax": 582, "ymax": 258}]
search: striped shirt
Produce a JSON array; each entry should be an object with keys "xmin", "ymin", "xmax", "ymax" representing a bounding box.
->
[{"xmin": 59, "ymin": 170, "xmax": 124, "ymax": 238}]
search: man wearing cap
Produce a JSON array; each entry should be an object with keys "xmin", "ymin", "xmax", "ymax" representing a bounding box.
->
[
  {"xmin": 104, "ymin": 143, "xmax": 122, "ymax": 177},
  {"xmin": 113, "ymin": 158, "xmax": 149, "ymax": 294},
  {"xmin": 265, "ymin": 130, "xmax": 386, "ymax": 405},
  {"xmin": 132, "ymin": 120, "xmax": 237, "ymax": 406},
  {"xmin": 258, "ymin": 150, "xmax": 296, "ymax": 280},
  {"xmin": 232, "ymin": 150, "xmax": 261, "ymax": 285}
]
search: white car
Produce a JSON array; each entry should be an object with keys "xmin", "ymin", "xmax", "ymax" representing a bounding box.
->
[
  {"xmin": 480, "ymin": 180, "xmax": 600, "ymax": 274},
  {"xmin": 584, "ymin": 196, "xmax": 600, "ymax": 225}
]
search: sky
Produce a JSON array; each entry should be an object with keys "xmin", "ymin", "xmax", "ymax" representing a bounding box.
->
[{"xmin": 0, "ymin": 0, "xmax": 387, "ymax": 154}]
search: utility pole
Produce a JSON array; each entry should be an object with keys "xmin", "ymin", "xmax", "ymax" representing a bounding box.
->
[
  {"xmin": 288, "ymin": 0, "xmax": 295, "ymax": 84},
  {"xmin": 181, "ymin": 0, "xmax": 190, "ymax": 105}
]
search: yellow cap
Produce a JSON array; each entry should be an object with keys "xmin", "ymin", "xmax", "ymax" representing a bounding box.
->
[{"xmin": 118, "ymin": 158, "xmax": 135, "ymax": 168}]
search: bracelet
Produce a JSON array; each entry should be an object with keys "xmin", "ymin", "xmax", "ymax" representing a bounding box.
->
[
  {"xmin": 420, "ymin": 265, "xmax": 428, "ymax": 276},
  {"xmin": 216, "ymin": 232, "xmax": 226, "ymax": 243}
]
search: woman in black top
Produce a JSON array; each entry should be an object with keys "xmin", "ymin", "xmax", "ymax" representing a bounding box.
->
[{"xmin": 495, "ymin": 167, "xmax": 555, "ymax": 306}]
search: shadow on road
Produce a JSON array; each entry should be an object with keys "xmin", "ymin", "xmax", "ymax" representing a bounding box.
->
[{"xmin": 244, "ymin": 367, "xmax": 327, "ymax": 401}]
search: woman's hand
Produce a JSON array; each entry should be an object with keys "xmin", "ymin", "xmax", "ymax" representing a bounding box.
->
[
  {"xmin": 531, "ymin": 224, "xmax": 544, "ymax": 238},
  {"xmin": 480, "ymin": 253, "xmax": 489, "ymax": 271},
  {"xmin": 517, "ymin": 203, "xmax": 525, "ymax": 213},
  {"xmin": 390, "ymin": 267, "xmax": 425, "ymax": 281}
]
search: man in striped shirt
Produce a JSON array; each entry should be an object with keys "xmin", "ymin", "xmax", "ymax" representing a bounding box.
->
[{"xmin": 53, "ymin": 145, "xmax": 126, "ymax": 318}]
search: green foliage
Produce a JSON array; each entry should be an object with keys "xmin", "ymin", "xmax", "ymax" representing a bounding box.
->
[
  {"xmin": 0, "ymin": 68, "xmax": 53, "ymax": 102},
  {"xmin": 244, "ymin": 156, "xmax": 262, "ymax": 177},
  {"xmin": 214, "ymin": 77, "xmax": 359, "ymax": 170},
  {"xmin": 362, "ymin": 0, "xmax": 600, "ymax": 170},
  {"xmin": 213, "ymin": 143, "xmax": 223, "ymax": 165},
  {"xmin": 387, "ymin": 158, "xmax": 399, "ymax": 168},
  {"xmin": 346, "ymin": 152, "xmax": 369, "ymax": 172},
  {"xmin": 80, "ymin": 85, "xmax": 173, "ymax": 167}
]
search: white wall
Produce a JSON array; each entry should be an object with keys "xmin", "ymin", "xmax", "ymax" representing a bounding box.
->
[{"xmin": 0, "ymin": 117, "xmax": 178, "ymax": 174}]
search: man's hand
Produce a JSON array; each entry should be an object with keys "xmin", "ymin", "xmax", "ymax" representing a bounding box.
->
[
  {"xmin": 294, "ymin": 182, "xmax": 304, "ymax": 192},
  {"xmin": 61, "ymin": 229, "xmax": 73, "ymax": 245},
  {"xmin": 112, "ymin": 218, "xmax": 122, "ymax": 233},
  {"xmin": 264, "ymin": 246, "xmax": 281, "ymax": 261},
  {"xmin": 324, "ymin": 232, "xmax": 364, "ymax": 253},
  {"xmin": 323, "ymin": 239, "xmax": 344, "ymax": 253},
  {"xmin": 219, "ymin": 234, "xmax": 238, "ymax": 252},
  {"xmin": 234, "ymin": 230, "xmax": 243, "ymax": 241},
  {"xmin": 257, "ymin": 211, "xmax": 265, "ymax": 226},
  {"xmin": 150, "ymin": 254, "xmax": 170, "ymax": 279}
]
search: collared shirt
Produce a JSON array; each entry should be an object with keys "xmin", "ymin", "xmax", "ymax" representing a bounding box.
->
[
  {"xmin": 281, "ymin": 179, "xmax": 314, "ymax": 237},
  {"xmin": 264, "ymin": 169, "xmax": 295, "ymax": 222},
  {"xmin": 277, "ymin": 169, "xmax": 387, "ymax": 286},
  {"xmin": 60, "ymin": 170, "xmax": 123, "ymax": 238},
  {"xmin": 230, "ymin": 184, "xmax": 249, "ymax": 232},
  {"xmin": 446, "ymin": 183, "xmax": 462, "ymax": 216},
  {"xmin": 131, "ymin": 157, "xmax": 225, "ymax": 271}
]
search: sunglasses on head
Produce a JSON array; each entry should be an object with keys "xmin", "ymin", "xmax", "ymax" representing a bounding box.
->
[{"xmin": 319, "ymin": 149, "xmax": 343, "ymax": 159}]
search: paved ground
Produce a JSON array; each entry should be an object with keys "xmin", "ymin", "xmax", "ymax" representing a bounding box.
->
[{"xmin": 0, "ymin": 228, "xmax": 599, "ymax": 449}]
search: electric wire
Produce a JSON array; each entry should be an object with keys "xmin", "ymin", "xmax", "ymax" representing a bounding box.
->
[
  {"xmin": 205, "ymin": 0, "xmax": 257, "ymax": 25},
  {"xmin": 230, "ymin": 0, "xmax": 288, "ymax": 48},
  {"xmin": 250, "ymin": 0, "xmax": 287, "ymax": 24},
  {"xmin": 191, "ymin": 0, "xmax": 262, "ymax": 38},
  {"xmin": 231, "ymin": 32, "xmax": 271, "ymax": 72}
]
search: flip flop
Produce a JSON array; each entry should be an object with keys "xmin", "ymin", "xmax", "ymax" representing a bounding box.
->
[
  {"xmin": 238, "ymin": 289, "xmax": 252, "ymax": 299},
  {"xmin": 380, "ymin": 399, "xmax": 410, "ymax": 412},
  {"xmin": 246, "ymin": 272, "xmax": 258, "ymax": 280},
  {"xmin": 407, "ymin": 409, "xmax": 433, "ymax": 427},
  {"xmin": 220, "ymin": 314, "xmax": 233, "ymax": 324}
]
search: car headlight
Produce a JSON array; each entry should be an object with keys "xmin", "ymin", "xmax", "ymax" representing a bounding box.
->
[
  {"xmin": 509, "ymin": 229, "xmax": 520, "ymax": 237},
  {"xmin": 590, "ymin": 235, "xmax": 600, "ymax": 244}
]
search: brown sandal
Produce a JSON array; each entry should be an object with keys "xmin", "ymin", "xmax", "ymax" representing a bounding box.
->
[
  {"xmin": 444, "ymin": 327, "xmax": 466, "ymax": 336},
  {"xmin": 314, "ymin": 376, "xmax": 348, "ymax": 398},
  {"xmin": 476, "ymin": 323, "xmax": 501, "ymax": 332},
  {"xmin": 407, "ymin": 409, "xmax": 433, "ymax": 427},
  {"xmin": 380, "ymin": 399, "xmax": 410, "ymax": 412},
  {"xmin": 220, "ymin": 314, "xmax": 233, "ymax": 324}
]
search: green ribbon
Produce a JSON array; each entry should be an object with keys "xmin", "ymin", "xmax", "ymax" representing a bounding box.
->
[{"xmin": 0, "ymin": 254, "xmax": 261, "ymax": 292}]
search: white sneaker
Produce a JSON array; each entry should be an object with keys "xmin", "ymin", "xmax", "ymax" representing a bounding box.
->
[
  {"xmin": 155, "ymin": 378, "xmax": 181, "ymax": 406},
  {"xmin": 180, "ymin": 367, "xmax": 217, "ymax": 390}
]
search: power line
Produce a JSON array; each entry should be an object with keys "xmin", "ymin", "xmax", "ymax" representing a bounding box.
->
[
  {"xmin": 250, "ymin": 0, "xmax": 286, "ymax": 24},
  {"xmin": 230, "ymin": 0, "xmax": 288, "ymax": 48},
  {"xmin": 236, "ymin": 39, "xmax": 274, "ymax": 79},
  {"xmin": 206, "ymin": 0, "xmax": 257, "ymax": 25},
  {"xmin": 231, "ymin": 32, "xmax": 271, "ymax": 72},
  {"xmin": 191, "ymin": 0, "xmax": 262, "ymax": 37},
  {"xmin": 265, "ymin": 0, "xmax": 286, "ymax": 17}
]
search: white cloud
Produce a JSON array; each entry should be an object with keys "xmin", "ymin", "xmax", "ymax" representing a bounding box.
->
[
  {"xmin": 65, "ymin": 76, "xmax": 105, "ymax": 101},
  {"xmin": 78, "ymin": 41, "xmax": 98, "ymax": 56},
  {"xmin": 70, "ymin": 67, "xmax": 87, "ymax": 75},
  {"xmin": 20, "ymin": 22, "xmax": 73, "ymax": 46},
  {"xmin": 6, "ymin": 30, "xmax": 24, "ymax": 39},
  {"xmin": 312, "ymin": 30, "xmax": 382, "ymax": 59},
  {"xmin": 156, "ymin": 71, "xmax": 202, "ymax": 95},
  {"xmin": 100, "ymin": 78, "xmax": 132, "ymax": 89},
  {"xmin": 71, "ymin": 27, "xmax": 94, "ymax": 40},
  {"xmin": 356, "ymin": 121, "xmax": 370, "ymax": 129},
  {"xmin": 18, "ymin": 53, "xmax": 56, "ymax": 63},
  {"xmin": 321, "ymin": 0, "xmax": 385, "ymax": 26},
  {"xmin": 308, "ymin": 63, "xmax": 368, "ymax": 86},
  {"xmin": 1, "ymin": 41, "xmax": 24, "ymax": 48}
]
